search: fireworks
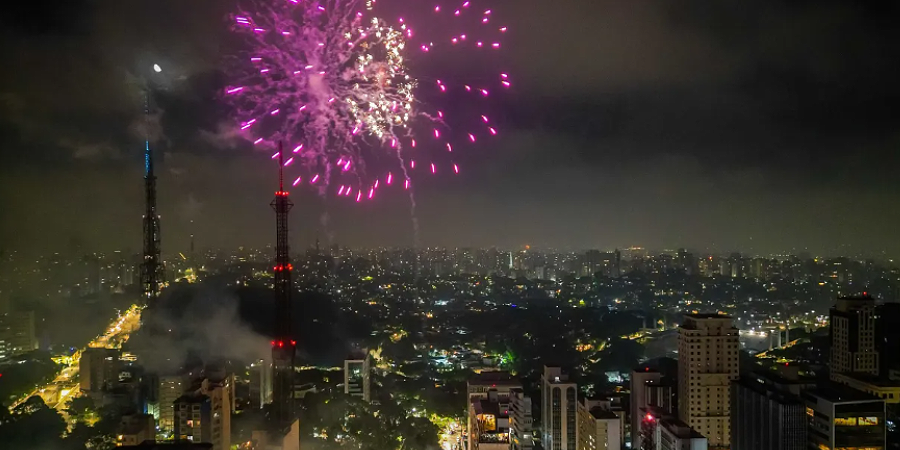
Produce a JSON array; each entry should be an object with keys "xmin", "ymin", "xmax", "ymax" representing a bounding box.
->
[{"xmin": 228, "ymin": 0, "xmax": 509, "ymax": 201}]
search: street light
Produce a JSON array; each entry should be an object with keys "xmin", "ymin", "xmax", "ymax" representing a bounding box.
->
[{"xmin": 153, "ymin": 64, "xmax": 162, "ymax": 73}]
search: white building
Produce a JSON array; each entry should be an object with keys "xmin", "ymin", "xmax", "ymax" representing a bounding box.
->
[
  {"xmin": 577, "ymin": 399, "xmax": 621, "ymax": 450},
  {"xmin": 509, "ymin": 389, "xmax": 534, "ymax": 450},
  {"xmin": 542, "ymin": 366, "xmax": 578, "ymax": 450},
  {"xmin": 677, "ymin": 314, "xmax": 739, "ymax": 449}
]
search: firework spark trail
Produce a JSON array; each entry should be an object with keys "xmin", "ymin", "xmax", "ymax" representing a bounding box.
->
[
  {"xmin": 229, "ymin": 0, "xmax": 509, "ymax": 244},
  {"xmin": 229, "ymin": 0, "xmax": 509, "ymax": 196},
  {"xmin": 232, "ymin": 0, "xmax": 413, "ymax": 180}
]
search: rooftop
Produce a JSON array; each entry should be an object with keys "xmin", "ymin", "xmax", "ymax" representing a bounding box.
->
[
  {"xmin": 473, "ymin": 397, "xmax": 508, "ymax": 417},
  {"xmin": 589, "ymin": 407, "xmax": 619, "ymax": 420},
  {"xmin": 834, "ymin": 372, "xmax": 900, "ymax": 388},
  {"xmin": 684, "ymin": 313, "xmax": 732, "ymax": 319},
  {"xmin": 469, "ymin": 371, "xmax": 520, "ymax": 387},
  {"xmin": 804, "ymin": 383, "xmax": 883, "ymax": 404},
  {"xmin": 658, "ymin": 417, "xmax": 704, "ymax": 440}
]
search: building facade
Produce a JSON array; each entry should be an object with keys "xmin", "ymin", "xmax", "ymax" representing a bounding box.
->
[
  {"xmin": 577, "ymin": 399, "xmax": 621, "ymax": 450},
  {"xmin": 829, "ymin": 296, "xmax": 879, "ymax": 378},
  {"xmin": 344, "ymin": 358, "xmax": 371, "ymax": 402},
  {"xmin": 159, "ymin": 374, "xmax": 185, "ymax": 436},
  {"xmin": 0, "ymin": 311, "xmax": 38, "ymax": 357},
  {"xmin": 174, "ymin": 394, "xmax": 212, "ymax": 444},
  {"xmin": 80, "ymin": 348, "xmax": 120, "ymax": 393},
  {"xmin": 639, "ymin": 408, "xmax": 707, "ymax": 450},
  {"xmin": 677, "ymin": 314, "xmax": 739, "ymax": 449},
  {"xmin": 509, "ymin": 389, "xmax": 534, "ymax": 450},
  {"xmin": 631, "ymin": 368, "xmax": 662, "ymax": 448},
  {"xmin": 803, "ymin": 386, "xmax": 886, "ymax": 450},
  {"xmin": 468, "ymin": 373, "xmax": 520, "ymax": 450},
  {"xmin": 542, "ymin": 366, "xmax": 578, "ymax": 450},
  {"xmin": 116, "ymin": 413, "xmax": 156, "ymax": 447},
  {"xmin": 731, "ymin": 376, "xmax": 806, "ymax": 450},
  {"xmin": 249, "ymin": 358, "xmax": 272, "ymax": 410}
]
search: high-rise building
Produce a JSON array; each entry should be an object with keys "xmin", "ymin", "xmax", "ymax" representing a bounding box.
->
[
  {"xmin": 80, "ymin": 348, "xmax": 120, "ymax": 393},
  {"xmin": 174, "ymin": 393, "xmax": 212, "ymax": 444},
  {"xmin": 631, "ymin": 368, "xmax": 676, "ymax": 450},
  {"xmin": 542, "ymin": 366, "xmax": 578, "ymax": 450},
  {"xmin": 875, "ymin": 302, "xmax": 900, "ymax": 378},
  {"xmin": 159, "ymin": 374, "xmax": 186, "ymax": 436},
  {"xmin": 344, "ymin": 357, "xmax": 371, "ymax": 402},
  {"xmin": 677, "ymin": 314, "xmax": 739, "ymax": 449},
  {"xmin": 830, "ymin": 296, "xmax": 879, "ymax": 379},
  {"xmin": 249, "ymin": 358, "xmax": 273, "ymax": 409},
  {"xmin": 0, "ymin": 311, "xmax": 38, "ymax": 356},
  {"xmin": 200, "ymin": 378, "xmax": 232, "ymax": 450},
  {"xmin": 802, "ymin": 385, "xmax": 886, "ymax": 450},
  {"xmin": 509, "ymin": 389, "xmax": 534, "ymax": 450},
  {"xmin": 631, "ymin": 368, "xmax": 661, "ymax": 447},
  {"xmin": 731, "ymin": 374, "xmax": 807, "ymax": 450},
  {"xmin": 577, "ymin": 399, "xmax": 621, "ymax": 450}
]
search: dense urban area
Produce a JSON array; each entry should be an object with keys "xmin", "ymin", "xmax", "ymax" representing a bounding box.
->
[{"xmin": 1, "ymin": 246, "xmax": 898, "ymax": 450}]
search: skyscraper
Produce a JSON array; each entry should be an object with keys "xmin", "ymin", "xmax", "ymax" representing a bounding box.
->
[
  {"xmin": 830, "ymin": 296, "xmax": 879, "ymax": 379},
  {"xmin": 0, "ymin": 310, "xmax": 38, "ymax": 356},
  {"xmin": 731, "ymin": 373, "xmax": 807, "ymax": 450},
  {"xmin": 158, "ymin": 374, "xmax": 185, "ymax": 436},
  {"xmin": 875, "ymin": 303, "xmax": 900, "ymax": 378},
  {"xmin": 542, "ymin": 366, "xmax": 578, "ymax": 450},
  {"xmin": 631, "ymin": 368, "xmax": 662, "ymax": 447},
  {"xmin": 677, "ymin": 314, "xmax": 739, "ymax": 449}
]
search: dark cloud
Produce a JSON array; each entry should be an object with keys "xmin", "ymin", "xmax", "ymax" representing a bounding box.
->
[{"xmin": 1, "ymin": 0, "xmax": 899, "ymax": 257}]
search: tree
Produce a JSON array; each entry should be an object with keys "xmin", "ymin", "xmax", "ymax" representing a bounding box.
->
[
  {"xmin": 0, "ymin": 397, "xmax": 66, "ymax": 449},
  {"xmin": 66, "ymin": 396, "xmax": 98, "ymax": 425}
]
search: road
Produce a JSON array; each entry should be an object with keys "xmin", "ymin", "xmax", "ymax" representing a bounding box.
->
[
  {"xmin": 438, "ymin": 419, "xmax": 463, "ymax": 450},
  {"xmin": 9, "ymin": 304, "xmax": 143, "ymax": 413}
]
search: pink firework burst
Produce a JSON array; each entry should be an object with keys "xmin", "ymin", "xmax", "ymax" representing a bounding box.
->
[{"xmin": 228, "ymin": 0, "xmax": 510, "ymax": 202}]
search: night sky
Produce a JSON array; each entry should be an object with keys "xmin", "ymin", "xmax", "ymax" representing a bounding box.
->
[{"xmin": 2, "ymin": 0, "xmax": 900, "ymax": 257}]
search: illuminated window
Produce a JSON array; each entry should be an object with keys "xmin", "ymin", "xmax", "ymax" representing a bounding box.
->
[
  {"xmin": 857, "ymin": 417, "xmax": 879, "ymax": 426},
  {"xmin": 833, "ymin": 417, "xmax": 856, "ymax": 426}
]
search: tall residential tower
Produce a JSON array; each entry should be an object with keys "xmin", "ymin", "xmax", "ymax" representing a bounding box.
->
[{"xmin": 677, "ymin": 314, "xmax": 739, "ymax": 449}]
